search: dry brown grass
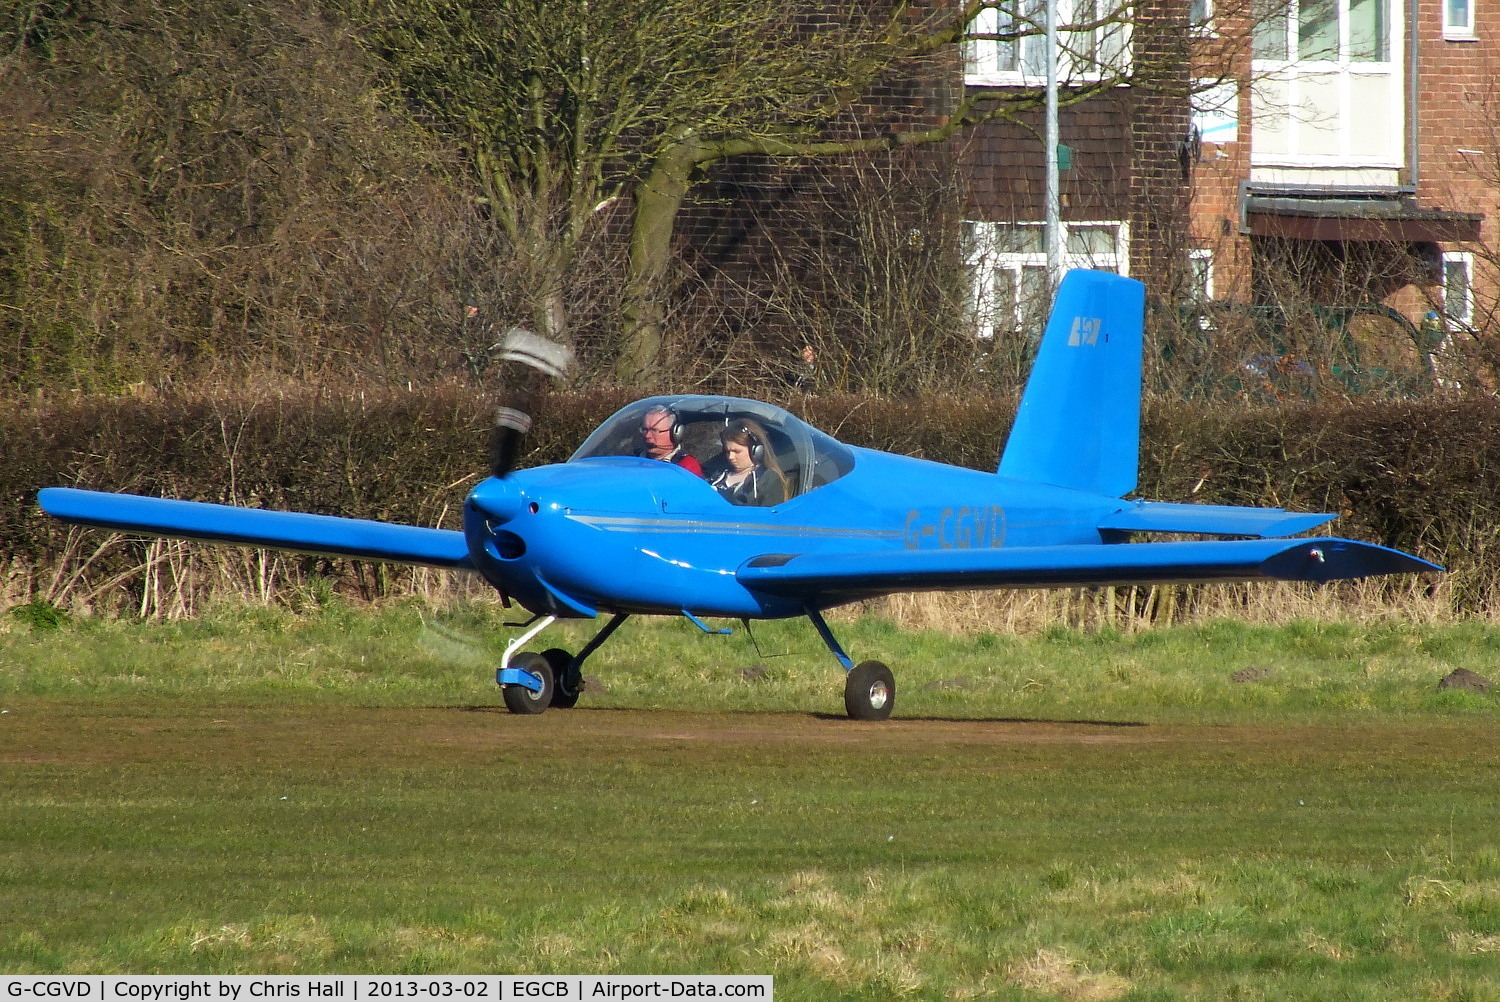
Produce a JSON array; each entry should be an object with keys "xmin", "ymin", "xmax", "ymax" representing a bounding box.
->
[
  {"xmin": 1005, "ymin": 947, "xmax": 1133, "ymax": 1001},
  {"xmin": 862, "ymin": 576, "xmax": 1468, "ymax": 635}
]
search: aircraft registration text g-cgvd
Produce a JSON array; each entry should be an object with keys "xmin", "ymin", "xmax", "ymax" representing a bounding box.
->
[{"xmin": 904, "ymin": 506, "xmax": 1006, "ymax": 550}]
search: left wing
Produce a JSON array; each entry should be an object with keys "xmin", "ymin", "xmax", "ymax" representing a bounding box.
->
[
  {"xmin": 737, "ymin": 537, "xmax": 1440, "ymax": 602},
  {"xmin": 1099, "ymin": 501, "xmax": 1336, "ymax": 537},
  {"xmin": 38, "ymin": 488, "xmax": 475, "ymax": 569}
]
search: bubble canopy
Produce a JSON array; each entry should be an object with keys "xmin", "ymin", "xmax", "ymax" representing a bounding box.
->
[{"xmin": 569, "ymin": 395, "xmax": 856, "ymax": 498}]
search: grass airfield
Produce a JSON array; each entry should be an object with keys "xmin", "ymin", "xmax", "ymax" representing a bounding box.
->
[{"xmin": 2, "ymin": 601, "xmax": 1499, "ymax": 999}]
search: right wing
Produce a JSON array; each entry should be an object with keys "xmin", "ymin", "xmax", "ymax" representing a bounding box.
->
[
  {"xmin": 737, "ymin": 537, "xmax": 1441, "ymax": 604},
  {"xmin": 38, "ymin": 488, "xmax": 475, "ymax": 569}
]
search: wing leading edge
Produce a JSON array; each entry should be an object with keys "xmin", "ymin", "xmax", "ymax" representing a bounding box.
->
[
  {"xmin": 38, "ymin": 488, "xmax": 474, "ymax": 569},
  {"xmin": 737, "ymin": 538, "xmax": 1441, "ymax": 602}
]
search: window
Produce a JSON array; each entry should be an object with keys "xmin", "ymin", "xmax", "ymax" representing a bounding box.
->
[
  {"xmin": 1255, "ymin": 0, "xmax": 1391, "ymax": 62},
  {"xmin": 1298, "ymin": 0, "xmax": 1340, "ymax": 59},
  {"xmin": 1442, "ymin": 253, "xmax": 1473, "ymax": 328},
  {"xmin": 965, "ymin": 221, "xmax": 1127, "ymax": 341},
  {"xmin": 1187, "ymin": 249, "xmax": 1215, "ymax": 303},
  {"xmin": 1252, "ymin": 0, "xmax": 1288, "ymax": 58},
  {"xmin": 965, "ymin": 0, "xmax": 1132, "ymax": 84},
  {"xmin": 1190, "ymin": 0, "xmax": 1215, "ymax": 32},
  {"xmin": 1445, "ymin": 0, "xmax": 1475, "ymax": 37},
  {"xmin": 1349, "ymin": 0, "xmax": 1390, "ymax": 58},
  {"xmin": 1250, "ymin": 0, "xmax": 1402, "ymax": 165},
  {"xmin": 967, "ymin": 0, "xmax": 1045, "ymax": 77}
]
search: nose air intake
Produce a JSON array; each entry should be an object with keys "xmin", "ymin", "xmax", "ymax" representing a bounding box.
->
[
  {"xmin": 469, "ymin": 477, "xmax": 525, "ymax": 526},
  {"xmin": 467, "ymin": 478, "xmax": 528, "ymax": 561}
]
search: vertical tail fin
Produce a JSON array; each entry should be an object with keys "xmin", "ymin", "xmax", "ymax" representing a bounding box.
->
[{"xmin": 997, "ymin": 269, "xmax": 1146, "ymax": 497}]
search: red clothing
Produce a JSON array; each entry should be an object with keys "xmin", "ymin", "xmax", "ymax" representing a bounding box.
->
[{"xmin": 673, "ymin": 452, "xmax": 703, "ymax": 477}]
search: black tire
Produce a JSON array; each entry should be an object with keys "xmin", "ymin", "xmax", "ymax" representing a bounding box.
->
[
  {"xmin": 845, "ymin": 660, "xmax": 896, "ymax": 721},
  {"xmin": 502, "ymin": 651, "xmax": 554, "ymax": 715},
  {"xmin": 543, "ymin": 647, "xmax": 583, "ymax": 709}
]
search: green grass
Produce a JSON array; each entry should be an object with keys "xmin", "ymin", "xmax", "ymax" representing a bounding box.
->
[
  {"xmin": 5, "ymin": 600, "xmax": 1499, "ymax": 721},
  {"xmin": 2, "ymin": 602, "xmax": 1499, "ymax": 998}
]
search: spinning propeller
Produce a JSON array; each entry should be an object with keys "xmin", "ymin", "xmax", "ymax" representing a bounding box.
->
[
  {"xmin": 488, "ymin": 329, "xmax": 574, "ymax": 479},
  {"xmin": 470, "ymin": 329, "xmax": 576, "ymax": 613}
]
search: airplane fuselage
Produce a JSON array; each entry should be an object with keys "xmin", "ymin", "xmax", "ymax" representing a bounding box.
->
[{"xmin": 464, "ymin": 447, "xmax": 1117, "ymax": 620}]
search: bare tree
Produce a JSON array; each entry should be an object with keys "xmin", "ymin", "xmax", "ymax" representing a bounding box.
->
[
  {"xmin": 354, "ymin": 0, "xmax": 1168, "ymax": 387},
  {"xmin": 0, "ymin": 0, "xmax": 1236, "ymax": 393},
  {"xmin": 0, "ymin": 0, "xmax": 483, "ymax": 389}
]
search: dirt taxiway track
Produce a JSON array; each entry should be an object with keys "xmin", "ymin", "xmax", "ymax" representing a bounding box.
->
[{"xmin": 0, "ymin": 699, "xmax": 1415, "ymax": 770}]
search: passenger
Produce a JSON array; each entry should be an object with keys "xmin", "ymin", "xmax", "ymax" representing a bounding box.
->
[
  {"xmin": 638, "ymin": 405, "xmax": 702, "ymax": 476},
  {"xmin": 709, "ymin": 421, "xmax": 787, "ymax": 506}
]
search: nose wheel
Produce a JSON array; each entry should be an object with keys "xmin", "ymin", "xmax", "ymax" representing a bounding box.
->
[
  {"xmin": 499, "ymin": 648, "xmax": 581, "ymax": 712},
  {"xmin": 497, "ymin": 613, "xmax": 626, "ymax": 714},
  {"xmin": 500, "ymin": 651, "xmax": 555, "ymax": 714}
]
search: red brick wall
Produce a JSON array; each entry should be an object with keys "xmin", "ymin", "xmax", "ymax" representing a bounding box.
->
[
  {"xmin": 1412, "ymin": 0, "xmax": 1500, "ymax": 298},
  {"xmin": 956, "ymin": 1, "xmax": 1196, "ymax": 306}
]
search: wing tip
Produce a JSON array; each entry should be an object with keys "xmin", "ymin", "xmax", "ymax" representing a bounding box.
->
[{"xmin": 1262, "ymin": 539, "xmax": 1444, "ymax": 581}]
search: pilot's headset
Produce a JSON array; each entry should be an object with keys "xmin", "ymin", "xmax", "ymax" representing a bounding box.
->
[{"xmin": 645, "ymin": 404, "xmax": 685, "ymax": 444}]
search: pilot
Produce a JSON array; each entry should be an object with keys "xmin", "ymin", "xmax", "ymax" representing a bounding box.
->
[
  {"xmin": 709, "ymin": 422, "xmax": 787, "ymax": 506},
  {"xmin": 639, "ymin": 405, "xmax": 702, "ymax": 476}
]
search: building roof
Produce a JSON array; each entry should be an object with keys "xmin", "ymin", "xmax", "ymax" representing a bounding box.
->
[{"xmin": 1242, "ymin": 191, "xmax": 1483, "ymax": 243}]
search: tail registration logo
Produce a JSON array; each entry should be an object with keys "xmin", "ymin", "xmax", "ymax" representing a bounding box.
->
[{"xmin": 1069, "ymin": 315, "xmax": 1102, "ymax": 346}]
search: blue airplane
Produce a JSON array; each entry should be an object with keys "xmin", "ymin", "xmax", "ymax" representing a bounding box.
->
[{"xmin": 38, "ymin": 271, "xmax": 1440, "ymax": 720}]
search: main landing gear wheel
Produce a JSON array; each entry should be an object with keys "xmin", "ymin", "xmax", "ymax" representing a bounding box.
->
[
  {"xmin": 502, "ymin": 651, "xmax": 555, "ymax": 715},
  {"xmin": 844, "ymin": 660, "xmax": 895, "ymax": 721},
  {"xmin": 544, "ymin": 647, "xmax": 583, "ymax": 709}
]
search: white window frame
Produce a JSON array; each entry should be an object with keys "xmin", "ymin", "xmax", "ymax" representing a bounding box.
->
[
  {"xmin": 1444, "ymin": 0, "xmax": 1476, "ymax": 38},
  {"xmin": 1252, "ymin": 0, "xmax": 1394, "ymax": 64},
  {"xmin": 1442, "ymin": 252, "xmax": 1474, "ymax": 329},
  {"xmin": 966, "ymin": 220, "xmax": 1129, "ymax": 340},
  {"xmin": 1193, "ymin": 0, "xmax": 1216, "ymax": 31},
  {"xmin": 965, "ymin": 0, "xmax": 1133, "ymax": 86},
  {"xmin": 1249, "ymin": 0, "xmax": 1403, "ymax": 168},
  {"xmin": 1187, "ymin": 248, "xmax": 1215, "ymax": 302}
]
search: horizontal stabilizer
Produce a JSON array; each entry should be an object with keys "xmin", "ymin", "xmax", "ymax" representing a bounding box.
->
[
  {"xmin": 738, "ymin": 538, "xmax": 1441, "ymax": 601},
  {"xmin": 38, "ymin": 488, "xmax": 474, "ymax": 569},
  {"xmin": 1099, "ymin": 501, "xmax": 1336, "ymax": 538}
]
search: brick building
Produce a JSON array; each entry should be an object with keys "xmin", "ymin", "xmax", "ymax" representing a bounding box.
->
[
  {"xmin": 671, "ymin": 0, "xmax": 1498, "ymax": 394},
  {"xmin": 958, "ymin": 0, "xmax": 1498, "ymax": 395},
  {"xmin": 1185, "ymin": 0, "xmax": 1494, "ymax": 392},
  {"xmin": 960, "ymin": 0, "xmax": 1194, "ymax": 346},
  {"xmin": 673, "ymin": 1, "xmax": 1198, "ymax": 389}
]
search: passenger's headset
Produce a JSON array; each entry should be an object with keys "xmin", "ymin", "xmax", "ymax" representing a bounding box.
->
[{"xmin": 739, "ymin": 424, "xmax": 766, "ymax": 465}]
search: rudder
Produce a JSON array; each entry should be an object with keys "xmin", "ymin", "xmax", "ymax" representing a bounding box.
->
[{"xmin": 997, "ymin": 269, "xmax": 1146, "ymax": 497}]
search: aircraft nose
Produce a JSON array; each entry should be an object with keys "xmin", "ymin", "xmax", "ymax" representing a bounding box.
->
[{"xmin": 469, "ymin": 477, "xmax": 526, "ymax": 526}]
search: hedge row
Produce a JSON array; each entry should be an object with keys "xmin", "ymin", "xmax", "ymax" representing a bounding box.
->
[
  {"xmin": 4, "ymin": 388, "xmax": 1495, "ymax": 613},
  {"xmin": 1139, "ymin": 398, "xmax": 1500, "ymax": 612}
]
